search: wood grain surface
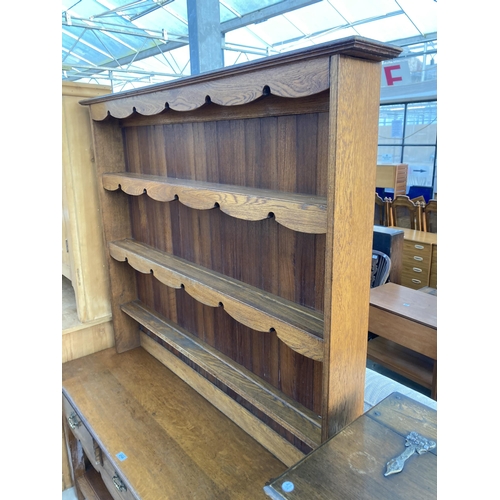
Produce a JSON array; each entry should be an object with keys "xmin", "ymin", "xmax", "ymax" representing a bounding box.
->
[
  {"xmin": 321, "ymin": 55, "xmax": 383, "ymax": 439},
  {"xmin": 81, "ymin": 37, "xmax": 401, "ymax": 120},
  {"xmin": 62, "ymin": 347, "xmax": 287, "ymax": 499},
  {"xmin": 110, "ymin": 239, "xmax": 324, "ymax": 361},
  {"xmin": 122, "ymin": 300, "xmax": 322, "ymax": 448},
  {"xmin": 102, "ymin": 173, "xmax": 327, "ymax": 233},
  {"xmin": 264, "ymin": 393, "xmax": 436, "ymax": 499}
]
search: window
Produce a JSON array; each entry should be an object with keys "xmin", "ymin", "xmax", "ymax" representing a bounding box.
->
[{"xmin": 378, "ymin": 101, "xmax": 437, "ymax": 193}]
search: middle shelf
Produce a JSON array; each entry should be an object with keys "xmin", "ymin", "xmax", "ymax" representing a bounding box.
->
[
  {"xmin": 110, "ymin": 238, "xmax": 325, "ymax": 362},
  {"xmin": 102, "ymin": 172, "xmax": 327, "ymax": 234}
]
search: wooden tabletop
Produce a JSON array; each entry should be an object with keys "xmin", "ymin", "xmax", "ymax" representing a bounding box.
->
[
  {"xmin": 264, "ymin": 392, "xmax": 437, "ymax": 499},
  {"xmin": 62, "ymin": 347, "xmax": 287, "ymax": 499},
  {"xmin": 369, "ymin": 283, "xmax": 436, "ymax": 329},
  {"xmin": 393, "ymin": 227, "xmax": 437, "ymax": 245}
]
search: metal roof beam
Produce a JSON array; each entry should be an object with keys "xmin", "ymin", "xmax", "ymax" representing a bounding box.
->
[{"xmin": 220, "ymin": 0, "xmax": 322, "ymax": 34}]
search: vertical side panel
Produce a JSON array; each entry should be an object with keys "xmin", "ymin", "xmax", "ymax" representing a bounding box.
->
[
  {"xmin": 322, "ymin": 55, "xmax": 383, "ymax": 438},
  {"xmin": 91, "ymin": 117, "xmax": 140, "ymax": 352}
]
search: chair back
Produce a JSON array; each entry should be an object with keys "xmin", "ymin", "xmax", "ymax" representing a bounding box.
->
[
  {"xmin": 389, "ymin": 195, "xmax": 424, "ymax": 230},
  {"xmin": 423, "ymin": 199, "xmax": 437, "ymax": 233},
  {"xmin": 374, "ymin": 193, "xmax": 385, "ymax": 226},
  {"xmin": 407, "ymin": 185, "xmax": 433, "ymax": 203},
  {"xmin": 370, "ymin": 250, "xmax": 391, "ymax": 288}
]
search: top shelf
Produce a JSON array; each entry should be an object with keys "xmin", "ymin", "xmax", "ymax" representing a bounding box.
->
[
  {"xmin": 103, "ymin": 172, "xmax": 327, "ymax": 234},
  {"xmin": 79, "ymin": 36, "xmax": 401, "ymax": 120}
]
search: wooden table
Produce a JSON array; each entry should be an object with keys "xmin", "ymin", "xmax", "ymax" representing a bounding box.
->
[
  {"xmin": 367, "ymin": 283, "xmax": 437, "ymax": 399},
  {"xmin": 264, "ymin": 392, "xmax": 437, "ymax": 499}
]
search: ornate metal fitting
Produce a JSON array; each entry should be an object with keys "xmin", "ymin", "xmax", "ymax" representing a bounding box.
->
[{"xmin": 384, "ymin": 431, "xmax": 436, "ymax": 476}]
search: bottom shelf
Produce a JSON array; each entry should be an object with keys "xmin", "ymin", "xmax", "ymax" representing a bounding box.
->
[
  {"xmin": 76, "ymin": 466, "xmax": 114, "ymax": 500},
  {"xmin": 367, "ymin": 337, "xmax": 434, "ymax": 391}
]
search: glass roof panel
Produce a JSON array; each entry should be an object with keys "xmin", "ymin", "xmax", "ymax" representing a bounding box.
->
[
  {"xmin": 243, "ymin": 15, "xmax": 306, "ymax": 46},
  {"xmin": 332, "ymin": 0, "xmax": 402, "ymax": 23},
  {"xmin": 221, "ymin": 0, "xmax": 282, "ymax": 19},
  {"xmin": 282, "ymin": 2, "xmax": 347, "ymax": 38},
  {"xmin": 355, "ymin": 15, "xmax": 420, "ymax": 42},
  {"xmin": 62, "ymin": 0, "xmax": 437, "ymax": 91}
]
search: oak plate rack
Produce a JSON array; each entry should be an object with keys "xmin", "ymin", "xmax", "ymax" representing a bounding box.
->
[{"xmin": 80, "ymin": 36, "xmax": 401, "ymax": 467}]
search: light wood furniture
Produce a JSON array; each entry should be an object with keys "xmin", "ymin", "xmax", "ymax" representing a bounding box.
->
[
  {"xmin": 264, "ymin": 391, "xmax": 436, "ymax": 499},
  {"xmin": 389, "ymin": 195, "xmax": 424, "ymax": 230},
  {"xmin": 396, "ymin": 228, "xmax": 437, "ymax": 290},
  {"xmin": 374, "ymin": 192, "xmax": 391, "ymax": 226},
  {"xmin": 422, "ymin": 199, "xmax": 437, "ymax": 233},
  {"xmin": 67, "ymin": 37, "xmax": 401, "ymax": 497},
  {"xmin": 63, "ymin": 81, "xmax": 113, "ymax": 323},
  {"xmin": 376, "ymin": 164, "xmax": 408, "ymax": 196},
  {"xmin": 62, "ymin": 82, "xmax": 115, "ymax": 363},
  {"xmin": 367, "ymin": 283, "xmax": 437, "ymax": 399}
]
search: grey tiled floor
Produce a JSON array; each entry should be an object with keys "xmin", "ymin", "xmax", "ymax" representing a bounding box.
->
[{"xmin": 62, "ymin": 487, "xmax": 78, "ymax": 500}]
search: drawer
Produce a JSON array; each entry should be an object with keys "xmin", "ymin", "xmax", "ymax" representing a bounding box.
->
[
  {"xmin": 403, "ymin": 240, "xmax": 432, "ymax": 260},
  {"xmin": 63, "ymin": 395, "xmax": 102, "ymax": 469},
  {"xmin": 401, "ymin": 270, "xmax": 430, "ymax": 289},
  {"xmin": 100, "ymin": 454, "xmax": 136, "ymax": 500}
]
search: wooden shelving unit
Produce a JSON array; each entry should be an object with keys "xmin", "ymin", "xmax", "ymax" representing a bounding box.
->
[{"xmin": 66, "ymin": 36, "xmax": 402, "ymax": 497}]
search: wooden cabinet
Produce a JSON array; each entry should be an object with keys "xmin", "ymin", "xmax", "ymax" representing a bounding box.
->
[
  {"xmin": 376, "ymin": 164, "xmax": 408, "ymax": 196},
  {"xmin": 67, "ymin": 36, "xmax": 401, "ymax": 496},
  {"xmin": 397, "ymin": 228, "xmax": 437, "ymax": 290},
  {"xmin": 429, "ymin": 245, "xmax": 437, "ymax": 288},
  {"xmin": 62, "ymin": 82, "xmax": 115, "ymax": 363}
]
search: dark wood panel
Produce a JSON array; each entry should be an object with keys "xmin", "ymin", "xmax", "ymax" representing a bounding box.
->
[
  {"xmin": 122, "ymin": 300, "xmax": 322, "ymax": 448},
  {"xmin": 109, "ymin": 239, "xmax": 324, "ymax": 361},
  {"xmin": 122, "ymin": 110, "xmax": 328, "ymax": 420}
]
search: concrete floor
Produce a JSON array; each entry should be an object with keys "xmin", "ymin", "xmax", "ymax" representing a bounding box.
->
[{"xmin": 62, "ymin": 487, "xmax": 78, "ymax": 500}]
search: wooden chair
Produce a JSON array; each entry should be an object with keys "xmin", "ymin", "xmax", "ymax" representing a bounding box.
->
[
  {"xmin": 388, "ymin": 195, "xmax": 424, "ymax": 230},
  {"xmin": 368, "ymin": 249, "xmax": 391, "ymax": 341},
  {"xmin": 423, "ymin": 199, "xmax": 437, "ymax": 233},
  {"xmin": 374, "ymin": 192, "xmax": 386, "ymax": 226},
  {"xmin": 370, "ymin": 250, "xmax": 391, "ymax": 288}
]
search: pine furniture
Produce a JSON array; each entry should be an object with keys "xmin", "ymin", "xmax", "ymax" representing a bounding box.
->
[
  {"xmin": 396, "ymin": 228, "xmax": 437, "ymax": 290},
  {"xmin": 63, "ymin": 36, "xmax": 403, "ymax": 498},
  {"xmin": 376, "ymin": 164, "xmax": 408, "ymax": 197},
  {"xmin": 62, "ymin": 82, "xmax": 115, "ymax": 363}
]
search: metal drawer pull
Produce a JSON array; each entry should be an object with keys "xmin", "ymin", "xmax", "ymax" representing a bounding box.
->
[
  {"xmin": 414, "ymin": 244, "xmax": 424, "ymax": 249},
  {"xmin": 411, "ymin": 279, "xmax": 422, "ymax": 284},
  {"xmin": 113, "ymin": 474, "xmax": 127, "ymax": 492},
  {"xmin": 68, "ymin": 412, "xmax": 81, "ymax": 430},
  {"xmin": 413, "ymin": 256, "xmax": 423, "ymax": 261},
  {"xmin": 412, "ymin": 267, "xmax": 422, "ymax": 272}
]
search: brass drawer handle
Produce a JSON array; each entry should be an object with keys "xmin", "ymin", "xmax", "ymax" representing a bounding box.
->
[
  {"xmin": 113, "ymin": 474, "xmax": 127, "ymax": 493},
  {"xmin": 414, "ymin": 244, "xmax": 424, "ymax": 250},
  {"xmin": 412, "ymin": 267, "xmax": 422, "ymax": 272},
  {"xmin": 411, "ymin": 279, "xmax": 422, "ymax": 284},
  {"xmin": 413, "ymin": 256, "xmax": 423, "ymax": 261},
  {"xmin": 68, "ymin": 412, "xmax": 81, "ymax": 430}
]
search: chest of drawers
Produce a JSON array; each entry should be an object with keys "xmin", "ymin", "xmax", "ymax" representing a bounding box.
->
[{"xmin": 397, "ymin": 228, "xmax": 437, "ymax": 290}]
